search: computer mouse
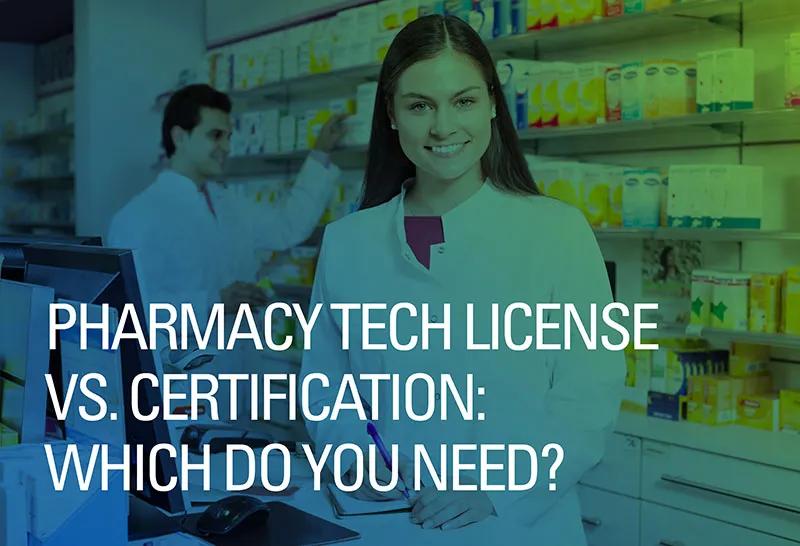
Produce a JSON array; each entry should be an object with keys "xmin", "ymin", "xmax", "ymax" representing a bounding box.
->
[{"xmin": 195, "ymin": 495, "xmax": 270, "ymax": 536}]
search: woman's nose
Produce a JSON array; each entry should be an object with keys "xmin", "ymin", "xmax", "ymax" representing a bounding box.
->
[{"xmin": 430, "ymin": 108, "xmax": 457, "ymax": 138}]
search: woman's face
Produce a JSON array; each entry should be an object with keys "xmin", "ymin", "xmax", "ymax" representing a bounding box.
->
[{"xmin": 390, "ymin": 49, "xmax": 494, "ymax": 184}]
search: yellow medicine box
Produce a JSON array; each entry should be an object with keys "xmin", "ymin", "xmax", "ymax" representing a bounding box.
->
[
  {"xmin": 779, "ymin": 389, "xmax": 800, "ymax": 433},
  {"xmin": 737, "ymin": 394, "xmax": 780, "ymax": 431},
  {"xmin": 749, "ymin": 273, "xmax": 782, "ymax": 333},
  {"xmin": 703, "ymin": 375, "xmax": 741, "ymax": 425},
  {"xmin": 782, "ymin": 266, "xmax": 800, "ymax": 335},
  {"xmin": 645, "ymin": 0, "xmax": 674, "ymax": 10},
  {"xmin": 729, "ymin": 342, "xmax": 770, "ymax": 377}
]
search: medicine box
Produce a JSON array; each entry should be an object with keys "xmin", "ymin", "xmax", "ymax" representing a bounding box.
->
[
  {"xmin": 621, "ymin": 62, "xmax": 644, "ymax": 121},
  {"xmin": 604, "ymin": 0, "xmax": 623, "ymax": 17},
  {"xmin": 647, "ymin": 391, "xmax": 681, "ymax": 421},
  {"xmin": 578, "ymin": 62, "xmax": 613, "ymax": 124},
  {"xmin": 696, "ymin": 50, "xmax": 715, "ymax": 113},
  {"xmin": 574, "ymin": 0, "xmax": 603, "ymax": 22},
  {"xmin": 782, "ymin": 266, "xmax": 800, "ymax": 335},
  {"xmin": 779, "ymin": 389, "xmax": 800, "ymax": 433},
  {"xmin": 624, "ymin": 0, "xmax": 644, "ymax": 14},
  {"xmin": 737, "ymin": 393, "xmax": 780, "ymax": 432},
  {"xmin": 749, "ymin": 274, "xmax": 782, "ymax": 333},
  {"xmin": 715, "ymin": 48, "xmax": 755, "ymax": 111},
  {"xmin": 729, "ymin": 342, "xmax": 770, "ymax": 377},
  {"xmin": 604, "ymin": 65, "xmax": 622, "ymax": 122}
]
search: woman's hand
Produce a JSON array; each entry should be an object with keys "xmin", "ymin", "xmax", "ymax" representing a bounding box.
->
[
  {"xmin": 347, "ymin": 453, "xmax": 415, "ymax": 501},
  {"xmin": 411, "ymin": 488, "xmax": 495, "ymax": 530}
]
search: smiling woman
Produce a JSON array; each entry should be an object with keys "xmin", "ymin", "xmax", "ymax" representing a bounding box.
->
[
  {"xmin": 361, "ymin": 14, "xmax": 539, "ymax": 211},
  {"xmin": 301, "ymin": 13, "xmax": 625, "ymax": 541}
]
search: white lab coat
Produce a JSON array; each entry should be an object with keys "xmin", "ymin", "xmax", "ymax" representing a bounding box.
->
[
  {"xmin": 301, "ymin": 181, "xmax": 625, "ymax": 545},
  {"xmin": 107, "ymin": 155, "xmax": 339, "ymax": 316}
]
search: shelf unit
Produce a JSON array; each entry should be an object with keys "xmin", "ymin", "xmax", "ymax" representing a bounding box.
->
[
  {"xmin": 156, "ymin": 0, "xmax": 788, "ymax": 109},
  {"xmin": 217, "ymin": 108, "xmax": 800, "ymax": 174},
  {"xmin": 680, "ymin": 325, "xmax": 800, "ymax": 351},
  {"xmin": 160, "ymin": 0, "xmax": 800, "ymax": 355},
  {"xmin": 518, "ymin": 108, "xmax": 800, "ymax": 144},
  {"xmin": 594, "ymin": 227, "xmax": 800, "ymax": 242},
  {"xmin": 2, "ymin": 124, "xmax": 74, "ymax": 146}
]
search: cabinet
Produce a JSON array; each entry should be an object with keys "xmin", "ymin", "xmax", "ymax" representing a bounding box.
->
[
  {"xmin": 579, "ymin": 485, "xmax": 640, "ymax": 546},
  {"xmin": 640, "ymin": 501, "xmax": 799, "ymax": 546},
  {"xmin": 641, "ymin": 440, "xmax": 800, "ymax": 541}
]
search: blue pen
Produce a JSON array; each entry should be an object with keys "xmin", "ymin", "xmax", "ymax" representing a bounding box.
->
[{"xmin": 361, "ymin": 397, "xmax": 411, "ymax": 501}]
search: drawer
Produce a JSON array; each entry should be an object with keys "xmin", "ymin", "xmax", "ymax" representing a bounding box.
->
[
  {"xmin": 578, "ymin": 485, "xmax": 640, "ymax": 546},
  {"xmin": 641, "ymin": 501, "xmax": 799, "ymax": 546},
  {"xmin": 642, "ymin": 440, "xmax": 800, "ymax": 541},
  {"xmin": 581, "ymin": 433, "xmax": 641, "ymax": 497}
]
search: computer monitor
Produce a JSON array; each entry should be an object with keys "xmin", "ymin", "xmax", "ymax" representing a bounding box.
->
[
  {"xmin": 22, "ymin": 243, "xmax": 185, "ymax": 515},
  {"xmin": 0, "ymin": 279, "xmax": 54, "ymax": 444},
  {"xmin": 0, "ymin": 234, "xmax": 102, "ymax": 281}
]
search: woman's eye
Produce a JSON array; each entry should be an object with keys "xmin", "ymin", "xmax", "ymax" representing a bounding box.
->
[
  {"xmin": 409, "ymin": 102, "xmax": 430, "ymax": 112},
  {"xmin": 456, "ymin": 97, "xmax": 476, "ymax": 108}
]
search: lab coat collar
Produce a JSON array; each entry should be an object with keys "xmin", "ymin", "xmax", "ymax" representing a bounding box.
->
[
  {"xmin": 157, "ymin": 169, "xmax": 201, "ymax": 192},
  {"xmin": 392, "ymin": 177, "xmax": 497, "ymax": 255}
]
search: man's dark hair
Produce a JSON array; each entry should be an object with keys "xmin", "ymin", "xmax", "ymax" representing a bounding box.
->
[{"xmin": 161, "ymin": 84, "xmax": 232, "ymax": 158}]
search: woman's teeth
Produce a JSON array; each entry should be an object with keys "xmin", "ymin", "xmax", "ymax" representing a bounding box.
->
[{"xmin": 428, "ymin": 143, "xmax": 466, "ymax": 156}]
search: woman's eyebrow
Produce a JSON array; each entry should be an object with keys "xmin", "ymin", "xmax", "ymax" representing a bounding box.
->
[{"xmin": 400, "ymin": 86, "xmax": 482, "ymax": 101}]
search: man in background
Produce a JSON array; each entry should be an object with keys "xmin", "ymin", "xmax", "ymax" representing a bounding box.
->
[{"xmin": 108, "ymin": 84, "xmax": 346, "ymax": 316}]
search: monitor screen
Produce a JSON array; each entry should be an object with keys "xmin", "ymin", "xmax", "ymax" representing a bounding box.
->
[
  {"xmin": 22, "ymin": 243, "xmax": 185, "ymax": 515},
  {"xmin": 0, "ymin": 234, "xmax": 101, "ymax": 281}
]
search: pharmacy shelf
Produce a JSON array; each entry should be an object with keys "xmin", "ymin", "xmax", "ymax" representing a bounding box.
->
[
  {"xmin": 518, "ymin": 108, "xmax": 800, "ymax": 144},
  {"xmin": 233, "ymin": 63, "xmax": 381, "ymax": 102},
  {"xmin": 1, "ymin": 175, "xmax": 74, "ymax": 187},
  {"xmin": 224, "ymin": 145, "xmax": 368, "ymax": 176},
  {"xmin": 594, "ymin": 228, "xmax": 800, "ymax": 242},
  {"xmin": 223, "ymin": 109, "xmax": 800, "ymax": 174},
  {"xmin": 487, "ymin": 0, "xmax": 744, "ymax": 56},
  {"xmin": 36, "ymin": 78, "xmax": 74, "ymax": 99},
  {"xmin": 2, "ymin": 125, "xmax": 74, "ymax": 146},
  {"xmin": 682, "ymin": 325, "xmax": 800, "ymax": 351},
  {"xmin": 154, "ymin": 64, "xmax": 381, "ymax": 110},
  {"xmin": 616, "ymin": 411, "xmax": 800, "ymax": 472},
  {"xmin": 155, "ymin": 0, "xmax": 800, "ymax": 109}
]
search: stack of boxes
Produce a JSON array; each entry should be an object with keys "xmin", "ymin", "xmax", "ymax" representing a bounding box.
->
[
  {"xmin": 230, "ymin": 87, "xmax": 376, "ymax": 155},
  {"xmin": 666, "ymin": 164, "xmax": 763, "ymax": 230},
  {"xmin": 689, "ymin": 266, "xmax": 800, "ymax": 336},
  {"xmin": 526, "ymin": 155, "xmax": 624, "ymax": 228},
  {"xmin": 626, "ymin": 339, "xmax": 799, "ymax": 435},
  {"xmin": 618, "ymin": 59, "xmax": 697, "ymax": 121},
  {"xmin": 696, "ymin": 48, "xmax": 755, "ymax": 113},
  {"xmin": 497, "ymin": 56, "xmax": 699, "ymax": 130},
  {"xmin": 526, "ymin": 156, "xmax": 769, "ymax": 232}
]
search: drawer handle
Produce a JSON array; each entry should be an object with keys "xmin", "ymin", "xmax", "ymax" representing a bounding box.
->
[
  {"xmin": 581, "ymin": 516, "xmax": 602, "ymax": 527},
  {"xmin": 660, "ymin": 474, "xmax": 800, "ymax": 515},
  {"xmin": 659, "ymin": 541, "xmax": 685, "ymax": 546}
]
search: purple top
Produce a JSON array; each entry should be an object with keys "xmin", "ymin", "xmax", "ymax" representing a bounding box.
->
[{"xmin": 404, "ymin": 216, "xmax": 444, "ymax": 269}]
